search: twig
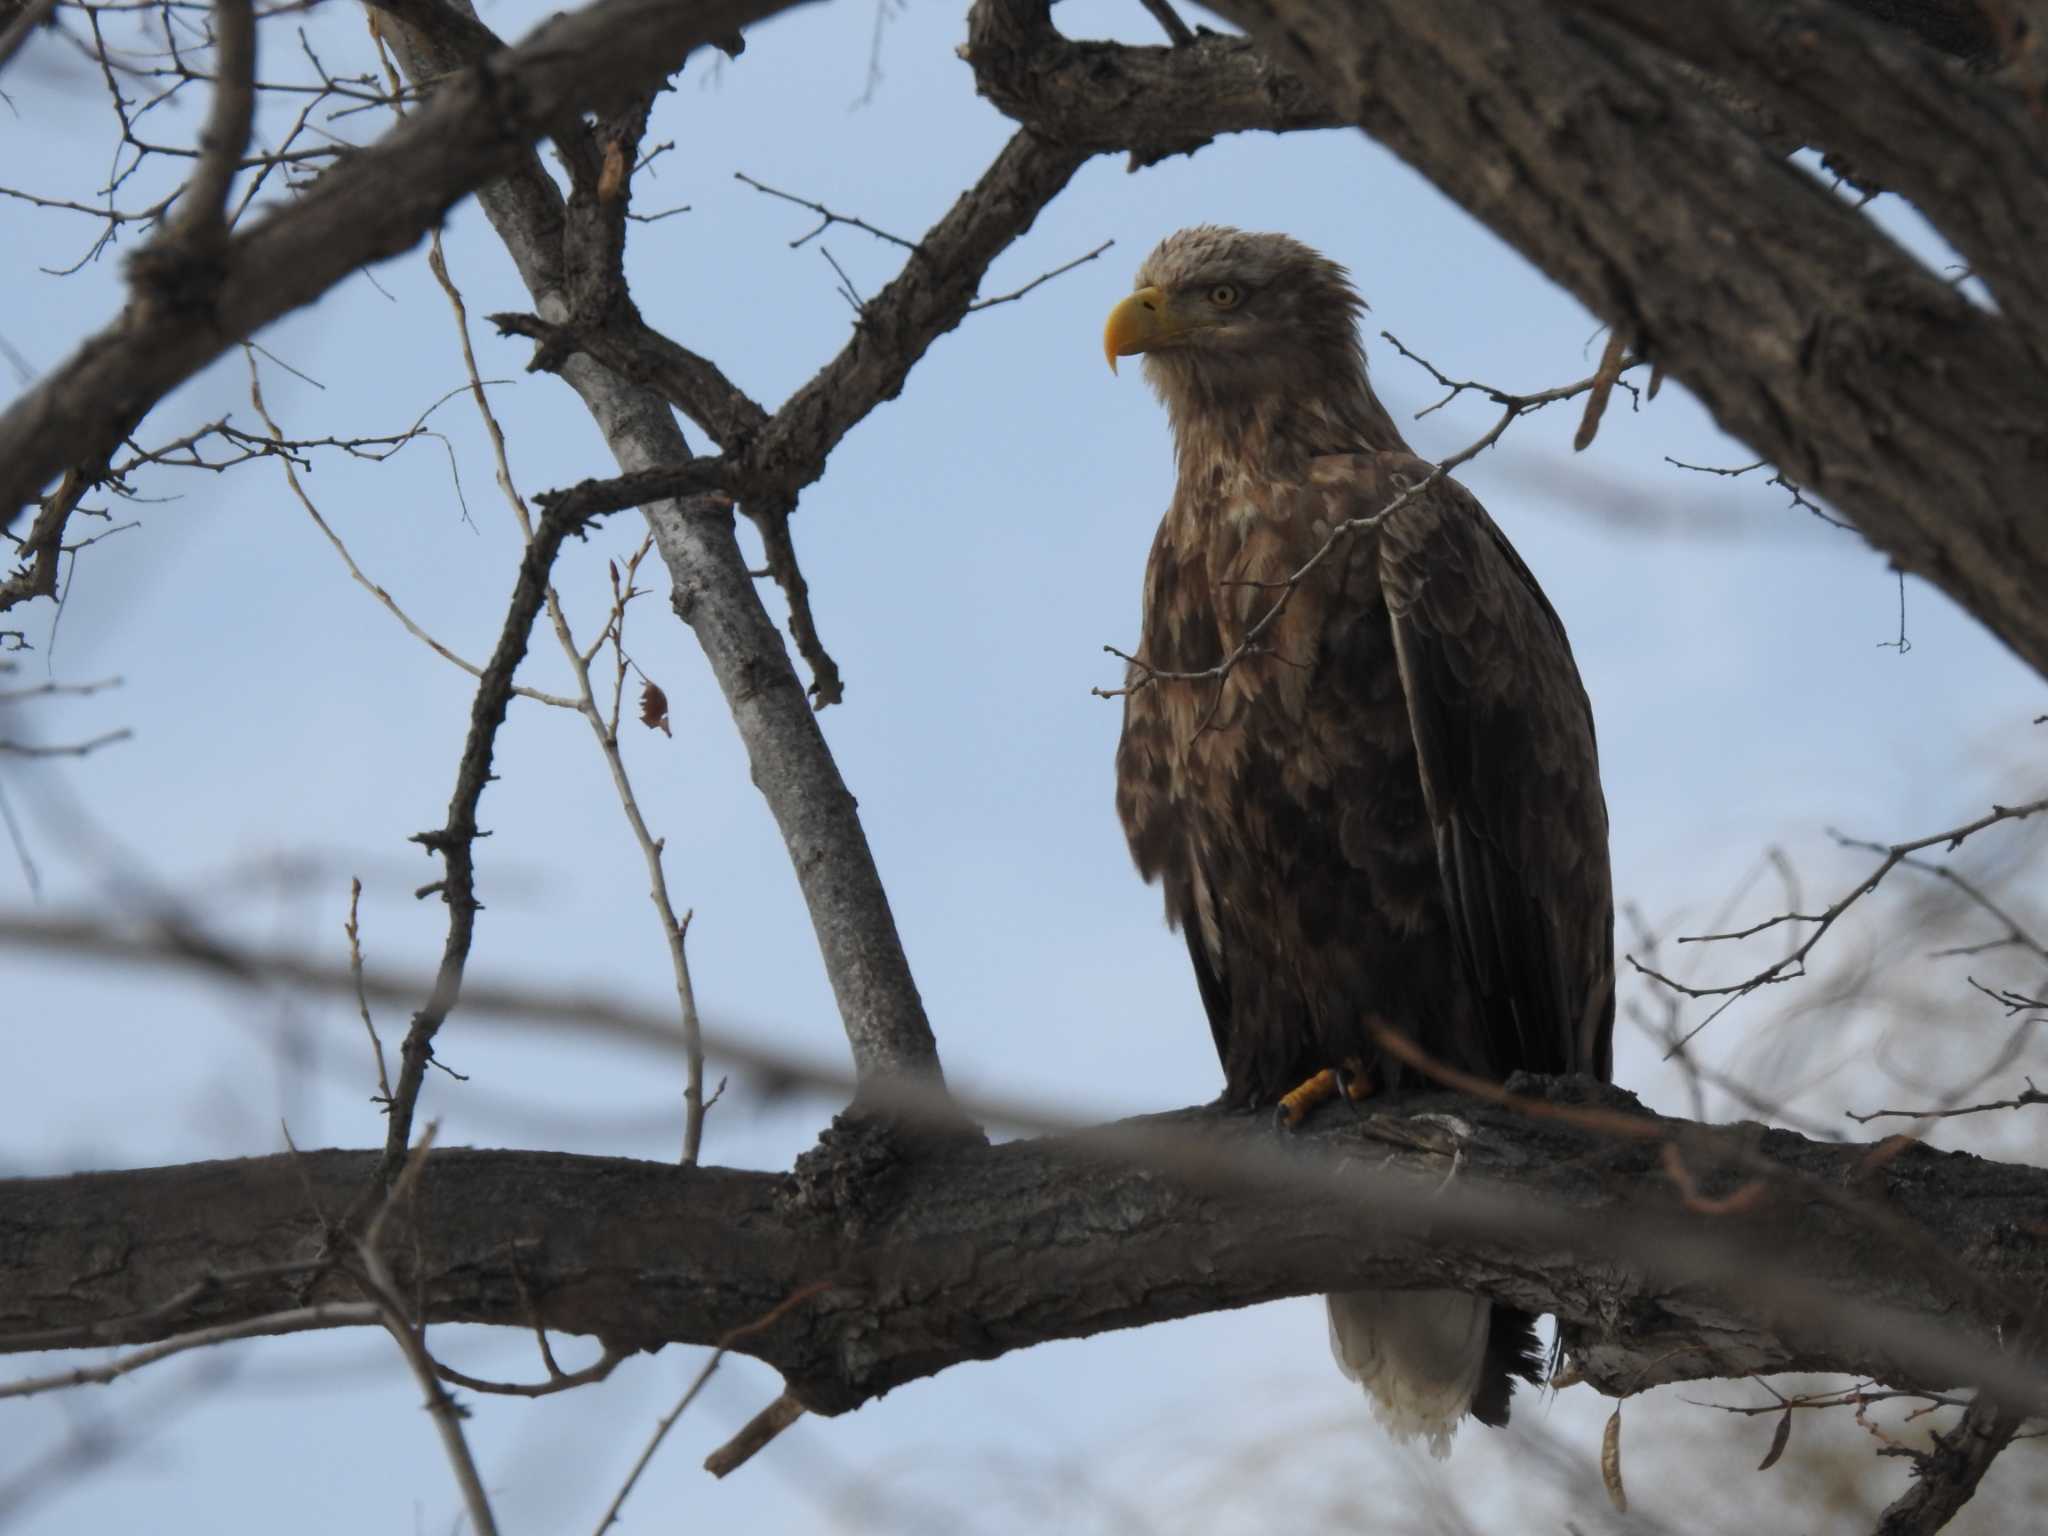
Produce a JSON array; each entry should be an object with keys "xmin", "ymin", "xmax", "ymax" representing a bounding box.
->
[
  {"xmin": 428, "ymin": 236, "xmax": 713, "ymax": 1165},
  {"xmin": 703, "ymin": 1389, "xmax": 806, "ymax": 1477},
  {"xmin": 966, "ymin": 238, "xmax": 1114, "ymax": 311},
  {"xmin": 0, "ymin": 728, "xmax": 132, "ymax": 758},
  {"xmin": 434, "ymin": 1344, "xmax": 627, "ymax": 1398},
  {"xmin": 734, "ymin": 169, "xmax": 917, "ymax": 251},
  {"xmin": 1631, "ymin": 797, "xmax": 2048, "ymax": 1051},
  {"xmin": 1664, "ymin": 455, "xmax": 1850, "ymax": 530},
  {"xmin": 0, "ymin": 1302, "xmax": 376, "ymax": 1399},
  {"xmin": 357, "ymin": 1126, "xmax": 499, "ymax": 1536},
  {"xmin": 1137, "ymin": 0, "xmax": 1197, "ymax": 47},
  {"xmin": 247, "ymin": 352, "xmax": 578, "ymax": 709},
  {"xmin": 1871, "ymin": 1391, "xmax": 2025, "ymax": 1536},
  {"xmin": 591, "ymin": 1283, "xmax": 828, "ymax": 1534},
  {"xmin": 370, "ymin": 481, "xmax": 624, "ymax": 1194},
  {"xmin": 1846, "ymin": 1079, "xmax": 2048, "ymax": 1125},
  {"xmin": 0, "ymin": 675, "xmax": 122, "ymax": 702},
  {"xmin": 344, "ymin": 877, "xmax": 392, "ymax": 1105}
]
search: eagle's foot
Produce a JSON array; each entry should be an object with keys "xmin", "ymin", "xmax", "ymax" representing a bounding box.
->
[{"xmin": 1275, "ymin": 1067, "xmax": 1342, "ymax": 1130}]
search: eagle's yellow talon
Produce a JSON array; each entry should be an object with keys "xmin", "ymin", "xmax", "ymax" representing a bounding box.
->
[{"xmin": 1277, "ymin": 1067, "xmax": 1342, "ymax": 1129}]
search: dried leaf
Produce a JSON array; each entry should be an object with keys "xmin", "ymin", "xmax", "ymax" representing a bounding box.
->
[
  {"xmin": 1574, "ymin": 329, "xmax": 1629, "ymax": 452},
  {"xmin": 598, "ymin": 138, "xmax": 628, "ymax": 203},
  {"xmin": 1758, "ymin": 1408, "xmax": 1793, "ymax": 1472},
  {"xmin": 1601, "ymin": 1406, "xmax": 1627, "ymax": 1513},
  {"xmin": 639, "ymin": 680, "xmax": 672, "ymax": 737}
]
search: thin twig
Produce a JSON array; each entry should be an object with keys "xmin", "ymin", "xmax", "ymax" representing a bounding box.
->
[
  {"xmin": 357, "ymin": 1126, "xmax": 499, "ymax": 1536},
  {"xmin": 427, "ymin": 235, "xmax": 713, "ymax": 1165},
  {"xmin": 0, "ymin": 1303, "xmax": 376, "ymax": 1399},
  {"xmin": 1631, "ymin": 797, "xmax": 2048, "ymax": 1051},
  {"xmin": 247, "ymin": 351, "xmax": 577, "ymax": 709},
  {"xmin": 1846, "ymin": 1079, "xmax": 2047, "ymax": 1125},
  {"xmin": 591, "ymin": 1283, "xmax": 829, "ymax": 1533},
  {"xmin": 966, "ymin": 238, "xmax": 1114, "ymax": 311},
  {"xmin": 344, "ymin": 877, "xmax": 392, "ymax": 1105},
  {"xmin": 0, "ymin": 728, "xmax": 132, "ymax": 758},
  {"xmin": 733, "ymin": 169, "xmax": 917, "ymax": 251},
  {"xmin": 703, "ymin": 1389, "xmax": 806, "ymax": 1476}
]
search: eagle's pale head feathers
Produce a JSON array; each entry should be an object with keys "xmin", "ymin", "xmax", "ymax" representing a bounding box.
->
[{"xmin": 1104, "ymin": 225, "xmax": 1397, "ymax": 460}]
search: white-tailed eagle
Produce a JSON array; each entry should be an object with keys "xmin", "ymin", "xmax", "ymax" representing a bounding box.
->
[{"xmin": 1105, "ymin": 226, "xmax": 1614, "ymax": 1452}]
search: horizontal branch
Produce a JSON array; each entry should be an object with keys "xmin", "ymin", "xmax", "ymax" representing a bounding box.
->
[{"xmin": 5, "ymin": 1088, "xmax": 2044, "ymax": 1418}]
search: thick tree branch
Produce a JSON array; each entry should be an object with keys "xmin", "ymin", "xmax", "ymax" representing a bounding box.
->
[
  {"xmin": 963, "ymin": 0, "xmax": 1344, "ymax": 166},
  {"xmin": 4, "ymin": 1092, "xmax": 2044, "ymax": 1419},
  {"xmin": 966, "ymin": 0, "xmax": 2048, "ymax": 681},
  {"xmin": 1568, "ymin": 0, "xmax": 2048, "ymax": 350},
  {"xmin": 1200, "ymin": 0, "xmax": 2048, "ymax": 676},
  {"xmin": 375, "ymin": 1, "xmax": 962, "ymax": 1103}
]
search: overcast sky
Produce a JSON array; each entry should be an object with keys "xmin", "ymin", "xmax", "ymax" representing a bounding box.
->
[{"xmin": 5, "ymin": 2, "xmax": 2044, "ymax": 1531}]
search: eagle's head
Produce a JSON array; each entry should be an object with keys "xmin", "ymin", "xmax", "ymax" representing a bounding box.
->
[{"xmin": 1103, "ymin": 226, "xmax": 1371, "ymax": 422}]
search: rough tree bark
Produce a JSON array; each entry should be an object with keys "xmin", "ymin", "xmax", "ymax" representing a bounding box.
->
[{"xmin": 5, "ymin": 1088, "xmax": 2045, "ymax": 1417}]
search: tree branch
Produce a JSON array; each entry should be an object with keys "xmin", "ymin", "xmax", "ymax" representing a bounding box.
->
[
  {"xmin": 1871, "ymin": 1390, "xmax": 2027, "ymax": 1536},
  {"xmin": 965, "ymin": 0, "xmax": 2048, "ymax": 682},
  {"xmin": 0, "ymin": 0, "xmax": 813, "ymax": 535},
  {"xmin": 374, "ymin": 0, "xmax": 962, "ymax": 1105},
  {"xmin": 5, "ymin": 1090, "xmax": 2045, "ymax": 1419}
]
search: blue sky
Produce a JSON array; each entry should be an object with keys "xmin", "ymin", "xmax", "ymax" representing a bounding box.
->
[{"xmin": 5, "ymin": 1, "xmax": 2044, "ymax": 1530}]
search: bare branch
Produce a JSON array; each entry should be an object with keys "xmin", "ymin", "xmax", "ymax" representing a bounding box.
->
[
  {"xmin": 592, "ymin": 1286, "xmax": 826, "ymax": 1531},
  {"xmin": 733, "ymin": 169, "xmax": 917, "ymax": 251},
  {"xmin": 0, "ymin": 0, "xmax": 809, "ymax": 534},
  {"xmin": 1846, "ymin": 1080, "xmax": 2048, "ymax": 1126},
  {"xmin": 373, "ymin": 492, "xmax": 630, "ymax": 1193},
  {"xmin": 6, "ymin": 1082, "xmax": 2048, "ymax": 1420},
  {"xmin": 1871, "ymin": 1390, "xmax": 2027, "ymax": 1536},
  {"xmin": 966, "ymin": 237, "xmax": 1114, "ymax": 312},
  {"xmin": 1631, "ymin": 797, "xmax": 2048, "ymax": 1048},
  {"xmin": 164, "ymin": 0, "xmax": 257, "ymax": 246},
  {"xmin": 703, "ymin": 1389, "xmax": 806, "ymax": 1477},
  {"xmin": 0, "ymin": 727, "xmax": 132, "ymax": 758},
  {"xmin": 357, "ymin": 1128, "xmax": 499, "ymax": 1536},
  {"xmin": 0, "ymin": 1303, "xmax": 376, "ymax": 1400}
]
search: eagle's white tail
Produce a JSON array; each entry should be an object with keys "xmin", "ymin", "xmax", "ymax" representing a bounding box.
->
[{"xmin": 1325, "ymin": 1289, "xmax": 1491, "ymax": 1458}]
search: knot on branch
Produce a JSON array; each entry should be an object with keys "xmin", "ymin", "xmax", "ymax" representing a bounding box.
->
[{"xmin": 781, "ymin": 1111, "xmax": 910, "ymax": 1232}]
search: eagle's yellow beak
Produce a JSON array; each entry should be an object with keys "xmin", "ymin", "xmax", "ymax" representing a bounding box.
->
[{"xmin": 1103, "ymin": 286, "xmax": 1171, "ymax": 374}]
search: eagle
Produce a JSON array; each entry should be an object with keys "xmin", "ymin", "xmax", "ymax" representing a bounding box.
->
[{"xmin": 1104, "ymin": 227, "xmax": 1614, "ymax": 1451}]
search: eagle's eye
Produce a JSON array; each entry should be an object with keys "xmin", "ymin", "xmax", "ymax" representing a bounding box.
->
[{"xmin": 1207, "ymin": 283, "xmax": 1242, "ymax": 310}]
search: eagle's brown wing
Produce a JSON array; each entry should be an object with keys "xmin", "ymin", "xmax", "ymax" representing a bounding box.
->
[{"xmin": 1360, "ymin": 452, "xmax": 1615, "ymax": 1081}]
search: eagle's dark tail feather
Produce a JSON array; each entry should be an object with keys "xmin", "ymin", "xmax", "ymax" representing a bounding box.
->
[{"xmin": 1469, "ymin": 1304, "xmax": 1545, "ymax": 1427}]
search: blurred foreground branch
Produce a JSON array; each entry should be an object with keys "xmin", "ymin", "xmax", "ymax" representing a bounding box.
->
[{"xmin": 2, "ymin": 908, "xmax": 2045, "ymax": 1424}]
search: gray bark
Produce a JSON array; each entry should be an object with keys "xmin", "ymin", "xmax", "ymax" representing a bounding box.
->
[{"xmin": 4, "ymin": 1089, "xmax": 2043, "ymax": 1417}]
